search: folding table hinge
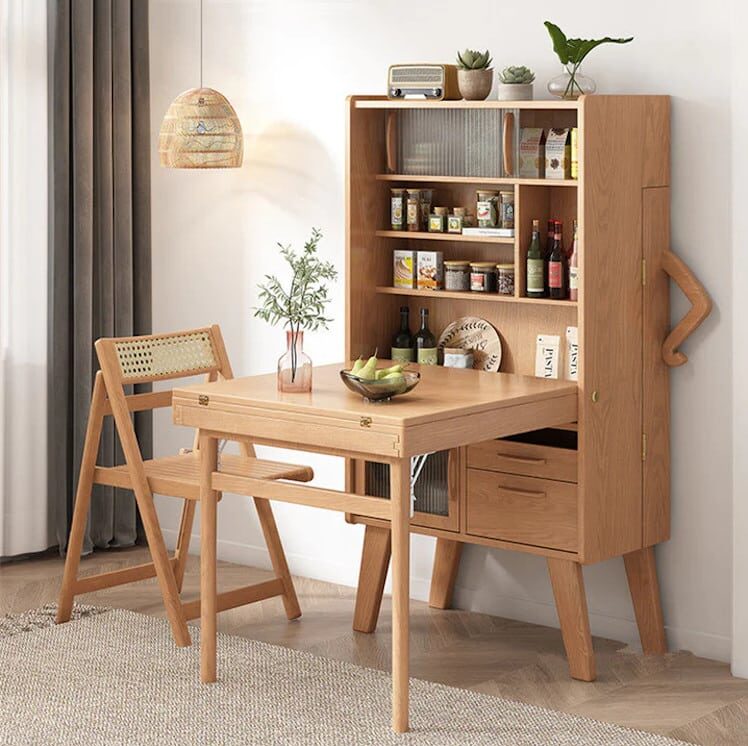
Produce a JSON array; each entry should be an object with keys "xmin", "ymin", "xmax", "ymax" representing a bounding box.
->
[
  {"xmin": 641, "ymin": 258, "xmax": 647, "ymax": 286},
  {"xmin": 641, "ymin": 432, "xmax": 647, "ymax": 462}
]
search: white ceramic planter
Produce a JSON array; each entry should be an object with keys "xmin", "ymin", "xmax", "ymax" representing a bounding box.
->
[
  {"xmin": 457, "ymin": 69, "xmax": 494, "ymax": 101},
  {"xmin": 497, "ymin": 82, "xmax": 534, "ymax": 101}
]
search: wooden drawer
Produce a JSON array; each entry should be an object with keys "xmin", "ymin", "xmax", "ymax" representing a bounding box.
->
[
  {"xmin": 466, "ymin": 469, "xmax": 578, "ymax": 552},
  {"xmin": 467, "ymin": 437, "xmax": 577, "ymax": 483}
]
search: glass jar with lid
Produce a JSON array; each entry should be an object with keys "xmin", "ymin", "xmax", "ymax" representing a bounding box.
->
[
  {"xmin": 444, "ymin": 260, "xmax": 470, "ymax": 291},
  {"xmin": 470, "ymin": 262, "xmax": 497, "ymax": 292},
  {"xmin": 496, "ymin": 263, "xmax": 515, "ymax": 295},
  {"xmin": 476, "ymin": 190, "xmax": 499, "ymax": 227}
]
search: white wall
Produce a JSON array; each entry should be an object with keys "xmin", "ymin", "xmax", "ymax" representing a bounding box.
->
[{"xmin": 149, "ymin": 0, "xmax": 733, "ymax": 661}]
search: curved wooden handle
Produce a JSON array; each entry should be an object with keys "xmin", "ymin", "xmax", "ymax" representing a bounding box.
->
[
  {"xmin": 502, "ymin": 112, "xmax": 515, "ymax": 177},
  {"xmin": 385, "ymin": 111, "xmax": 397, "ymax": 173},
  {"xmin": 662, "ymin": 249, "xmax": 712, "ymax": 367}
]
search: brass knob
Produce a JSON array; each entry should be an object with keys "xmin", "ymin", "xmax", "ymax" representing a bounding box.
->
[{"xmin": 591, "ymin": 391, "xmax": 599, "ymax": 403}]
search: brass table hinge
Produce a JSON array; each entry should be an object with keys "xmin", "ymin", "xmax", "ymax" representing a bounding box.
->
[
  {"xmin": 198, "ymin": 394, "xmax": 209, "ymax": 406},
  {"xmin": 642, "ymin": 432, "xmax": 647, "ymax": 461},
  {"xmin": 359, "ymin": 416, "xmax": 372, "ymax": 428},
  {"xmin": 642, "ymin": 258, "xmax": 647, "ymax": 286}
]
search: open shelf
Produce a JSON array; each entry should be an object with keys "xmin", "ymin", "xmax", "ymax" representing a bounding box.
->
[
  {"xmin": 375, "ymin": 230, "xmax": 514, "ymax": 245},
  {"xmin": 375, "ymin": 286, "xmax": 578, "ymax": 307},
  {"xmin": 376, "ymin": 174, "xmax": 578, "ymax": 188}
]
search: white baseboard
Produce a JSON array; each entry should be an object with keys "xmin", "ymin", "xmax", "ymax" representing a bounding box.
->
[{"xmin": 162, "ymin": 529, "xmax": 731, "ymax": 664}]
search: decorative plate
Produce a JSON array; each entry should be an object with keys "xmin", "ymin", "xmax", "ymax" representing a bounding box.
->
[{"xmin": 437, "ymin": 317, "xmax": 502, "ymax": 372}]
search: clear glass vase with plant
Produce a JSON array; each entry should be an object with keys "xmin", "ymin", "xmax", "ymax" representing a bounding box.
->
[
  {"xmin": 544, "ymin": 21, "xmax": 633, "ymax": 100},
  {"xmin": 253, "ymin": 228, "xmax": 337, "ymax": 393}
]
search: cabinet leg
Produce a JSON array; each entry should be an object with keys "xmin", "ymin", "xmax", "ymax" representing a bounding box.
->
[
  {"xmin": 353, "ymin": 524, "xmax": 391, "ymax": 633},
  {"xmin": 429, "ymin": 538, "xmax": 463, "ymax": 609},
  {"xmin": 624, "ymin": 546, "xmax": 668, "ymax": 655},
  {"xmin": 547, "ymin": 558, "xmax": 596, "ymax": 681}
]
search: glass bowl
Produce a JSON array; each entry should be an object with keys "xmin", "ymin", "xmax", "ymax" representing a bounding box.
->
[{"xmin": 339, "ymin": 370, "xmax": 420, "ymax": 402}]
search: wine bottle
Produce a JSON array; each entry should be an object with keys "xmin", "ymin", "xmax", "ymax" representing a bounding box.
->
[
  {"xmin": 569, "ymin": 219, "xmax": 579, "ymax": 302},
  {"xmin": 549, "ymin": 220, "xmax": 567, "ymax": 300},
  {"xmin": 391, "ymin": 306, "xmax": 415, "ymax": 363},
  {"xmin": 545, "ymin": 219, "xmax": 555, "ymax": 295},
  {"xmin": 414, "ymin": 308, "xmax": 438, "ymax": 365},
  {"xmin": 526, "ymin": 219, "xmax": 545, "ymax": 298}
]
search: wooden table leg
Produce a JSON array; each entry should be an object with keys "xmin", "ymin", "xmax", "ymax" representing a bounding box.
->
[
  {"xmin": 624, "ymin": 546, "xmax": 668, "ymax": 654},
  {"xmin": 199, "ymin": 433, "xmax": 219, "ymax": 683},
  {"xmin": 390, "ymin": 458, "xmax": 411, "ymax": 733}
]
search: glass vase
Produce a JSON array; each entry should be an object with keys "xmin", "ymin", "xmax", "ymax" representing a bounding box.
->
[
  {"xmin": 277, "ymin": 330, "xmax": 312, "ymax": 393},
  {"xmin": 547, "ymin": 66, "xmax": 596, "ymax": 100}
]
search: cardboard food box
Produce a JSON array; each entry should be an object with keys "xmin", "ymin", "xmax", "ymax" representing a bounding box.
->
[
  {"xmin": 416, "ymin": 251, "xmax": 444, "ymax": 290},
  {"xmin": 519, "ymin": 128, "xmax": 546, "ymax": 178},
  {"xmin": 546, "ymin": 128, "xmax": 572, "ymax": 179},
  {"xmin": 393, "ymin": 250, "xmax": 417, "ymax": 289},
  {"xmin": 571, "ymin": 127, "xmax": 579, "ymax": 179}
]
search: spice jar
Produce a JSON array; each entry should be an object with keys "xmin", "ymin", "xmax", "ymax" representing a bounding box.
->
[
  {"xmin": 444, "ymin": 260, "xmax": 470, "ymax": 291},
  {"xmin": 499, "ymin": 191, "xmax": 515, "ymax": 229},
  {"xmin": 476, "ymin": 190, "xmax": 499, "ymax": 227},
  {"xmin": 406, "ymin": 190, "xmax": 421, "ymax": 232},
  {"xmin": 420, "ymin": 189, "xmax": 434, "ymax": 230},
  {"xmin": 428, "ymin": 214, "xmax": 446, "ymax": 233},
  {"xmin": 470, "ymin": 262, "xmax": 497, "ymax": 292},
  {"xmin": 496, "ymin": 263, "xmax": 515, "ymax": 295},
  {"xmin": 447, "ymin": 214, "xmax": 463, "ymax": 234},
  {"xmin": 390, "ymin": 188, "xmax": 406, "ymax": 231}
]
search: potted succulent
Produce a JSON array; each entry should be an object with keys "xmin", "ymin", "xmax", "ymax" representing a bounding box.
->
[
  {"xmin": 544, "ymin": 21, "xmax": 633, "ymax": 99},
  {"xmin": 455, "ymin": 49, "xmax": 493, "ymax": 101},
  {"xmin": 497, "ymin": 66, "xmax": 536, "ymax": 101},
  {"xmin": 253, "ymin": 228, "xmax": 337, "ymax": 393}
]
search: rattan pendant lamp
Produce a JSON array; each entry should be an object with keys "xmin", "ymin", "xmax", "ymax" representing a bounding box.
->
[{"xmin": 158, "ymin": 0, "xmax": 243, "ymax": 169}]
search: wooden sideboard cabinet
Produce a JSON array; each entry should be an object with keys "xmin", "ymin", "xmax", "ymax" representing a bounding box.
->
[{"xmin": 343, "ymin": 95, "xmax": 710, "ymax": 680}]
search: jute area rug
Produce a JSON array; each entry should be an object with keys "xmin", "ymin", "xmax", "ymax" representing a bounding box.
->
[{"xmin": 0, "ymin": 605, "xmax": 689, "ymax": 746}]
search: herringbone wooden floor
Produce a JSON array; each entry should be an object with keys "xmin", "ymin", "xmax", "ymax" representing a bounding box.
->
[{"xmin": 2, "ymin": 546, "xmax": 746, "ymax": 745}]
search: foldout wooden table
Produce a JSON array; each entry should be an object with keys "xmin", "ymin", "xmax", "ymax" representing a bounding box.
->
[{"xmin": 172, "ymin": 362, "xmax": 577, "ymax": 733}]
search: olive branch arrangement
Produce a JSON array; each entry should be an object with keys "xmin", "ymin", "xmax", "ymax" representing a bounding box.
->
[
  {"xmin": 544, "ymin": 21, "xmax": 633, "ymax": 99},
  {"xmin": 253, "ymin": 228, "xmax": 338, "ymax": 382}
]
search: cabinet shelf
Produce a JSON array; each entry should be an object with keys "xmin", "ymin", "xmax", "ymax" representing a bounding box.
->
[
  {"xmin": 375, "ymin": 286, "xmax": 577, "ymax": 307},
  {"xmin": 375, "ymin": 230, "xmax": 514, "ymax": 245},
  {"xmin": 376, "ymin": 174, "xmax": 578, "ymax": 188}
]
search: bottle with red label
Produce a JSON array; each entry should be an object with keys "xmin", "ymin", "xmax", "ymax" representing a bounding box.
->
[{"xmin": 548, "ymin": 220, "xmax": 567, "ymax": 300}]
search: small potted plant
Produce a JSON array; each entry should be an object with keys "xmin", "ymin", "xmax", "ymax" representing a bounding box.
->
[
  {"xmin": 455, "ymin": 49, "xmax": 493, "ymax": 101},
  {"xmin": 544, "ymin": 21, "xmax": 633, "ymax": 99},
  {"xmin": 253, "ymin": 228, "xmax": 337, "ymax": 393},
  {"xmin": 497, "ymin": 66, "xmax": 536, "ymax": 101}
]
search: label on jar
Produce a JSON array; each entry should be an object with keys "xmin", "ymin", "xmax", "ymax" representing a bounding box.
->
[
  {"xmin": 406, "ymin": 201, "xmax": 420, "ymax": 227},
  {"xmin": 470, "ymin": 272, "xmax": 486, "ymax": 291},
  {"xmin": 417, "ymin": 347, "xmax": 438, "ymax": 365},
  {"xmin": 476, "ymin": 201, "xmax": 496, "ymax": 227},
  {"xmin": 500, "ymin": 203, "xmax": 514, "ymax": 228},
  {"xmin": 391, "ymin": 347, "xmax": 415, "ymax": 363},
  {"xmin": 549, "ymin": 261, "xmax": 563, "ymax": 288},
  {"xmin": 391, "ymin": 198, "xmax": 404, "ymax": 227},
  {"xmin": 527, "ymin": 259, "xmax": 544, "ymax": 293},
  {"xmin": 569, "ymin": 265, "xmax": 579, "ymax": 290}
]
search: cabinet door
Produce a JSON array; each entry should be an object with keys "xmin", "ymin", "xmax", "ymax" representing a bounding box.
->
[{"xmin": 353, "ymin": 449, "xmax": 460, "ymax": 532}]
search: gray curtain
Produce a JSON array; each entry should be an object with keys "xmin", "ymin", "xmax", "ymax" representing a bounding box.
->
[{"xmin": 48, "ymin": 0, "xmax": 152, "ymax": 554}]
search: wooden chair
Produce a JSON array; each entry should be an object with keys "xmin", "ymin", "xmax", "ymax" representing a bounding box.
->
[{"xmin": 56, "ymin": 325, "xmax": 312, "ymax": 647}]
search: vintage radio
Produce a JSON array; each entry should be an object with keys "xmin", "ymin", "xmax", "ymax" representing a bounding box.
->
[{"xmin": 387, "ymin": 64, "xmax": 460, "ymax": 100}]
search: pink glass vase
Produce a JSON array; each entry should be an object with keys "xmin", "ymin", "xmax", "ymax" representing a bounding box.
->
[{"xmin": 277, "ymin": 330, "xmax": 312, "ymax": 393}]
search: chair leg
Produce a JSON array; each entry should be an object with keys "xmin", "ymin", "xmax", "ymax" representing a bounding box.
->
[
  {"xmin": 174, "ymin": 499, "xmax": 196, "ymax": 593},
  {"xmin": 353, "ymin": 524, "xmax": 391, "ymax": 633},
  {"xmin": 253, "ymin": 497, "xmax": 301, "ymax": 620},
  {"xmin": 132, "ymin": 484, "xmax": 191, "ymax": 647},
  {"xmin": 56, "ymin": 374, "xmax": 106, "ymax": 624}
]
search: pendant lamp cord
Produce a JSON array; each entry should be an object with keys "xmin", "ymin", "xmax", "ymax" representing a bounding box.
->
[{"xmin": 199, "ymin": 0, "xmax": 203, "ymax": 88}]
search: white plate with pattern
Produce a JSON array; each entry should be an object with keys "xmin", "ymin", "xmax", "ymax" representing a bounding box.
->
[{"xmin": 437, "ymin": 317, "xmax": 502, "ymax": 372}]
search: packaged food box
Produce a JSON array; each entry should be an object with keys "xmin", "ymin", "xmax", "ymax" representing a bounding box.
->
[
  {"xmin": 393, "ymin": 250, "xmax": 417, "ymax": 289},
  {"xmin": 416, "ymin": 251, "xmax": 444, "ymax": 290},
  {"xmin": 519, "ymin": 128, "xmax": 546, "ymax": 178},
  {"xmin": 571, "ymin": 128, "xmax": 578, "ymax": 179},
  {"xmin": 546, "ymin": 128, "xmax": 572, "ymax": 179}
]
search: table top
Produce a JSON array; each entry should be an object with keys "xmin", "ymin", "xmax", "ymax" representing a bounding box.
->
[{"xmin": 172, "ymin": 363, "xmax": 577, "ymax": 428}]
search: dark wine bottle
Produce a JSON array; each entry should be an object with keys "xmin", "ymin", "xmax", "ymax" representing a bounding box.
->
[
  {"xmin": 414, "ymin": 308, "xmax": 438, "ymax": 365},
  {"xmin": 545, "ymin": 219, "xmax": 555, "ymax": 295},
  {"xmin": 526, "ymin": 219, "xmax": 545, "ymax": 298},
  {"xmin": 391, "ymin": 306, "xmax": 415, "ymax": 363},
  {"xmin": 549, "ymin": 220, "xmax": 567, "ymax": 300}
]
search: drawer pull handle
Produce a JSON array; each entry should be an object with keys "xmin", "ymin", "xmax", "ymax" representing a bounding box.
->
[
  {"xmin": 496, "ymin": 453, "xmax": 547, "ymax": 465},
  {"xmin": 499, "ymin": 486, "xmax": 546, "ymax": 499}
]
